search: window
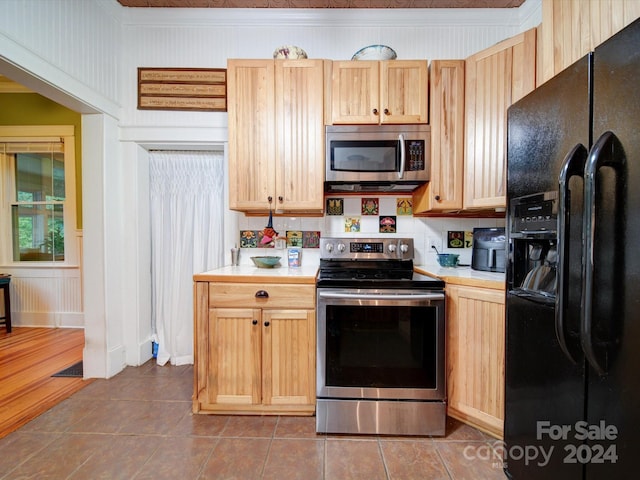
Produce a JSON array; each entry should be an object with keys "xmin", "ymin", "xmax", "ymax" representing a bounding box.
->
[{"xmin": 1, "ymin": 126, "xmax": 77, "ymax": 266}]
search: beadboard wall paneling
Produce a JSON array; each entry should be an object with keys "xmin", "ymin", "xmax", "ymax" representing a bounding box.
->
[
  {"xmin": 0, "ymin": 0, "xmax": 542, "ymax": 127},
  {"xmin": 0, "ymin": 0, "xmax": 121, "ymax": 113},
  {"xmin": 1, "ymin": 233, "xmax": 84, "ymax": 329},
  {"xmin": 119, "ymin": 5, "xmax": 541, "ymax": 128},
  {"xmin": 6, "ymin": 272, "xmax": 83, "ymax": 328}
]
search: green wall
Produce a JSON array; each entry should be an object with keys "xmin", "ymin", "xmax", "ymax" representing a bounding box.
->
[{"xmin": 0, "ymin": 92, "xmax": 83, "ymax": 228}]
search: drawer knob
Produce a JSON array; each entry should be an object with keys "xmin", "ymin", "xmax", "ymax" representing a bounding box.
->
[
  {"xmin": 252, "ymin": 319, "xmax": 258, "ymax": 325},
  {"xmin": 255, "ymin": 290, "xmax": 269, "ymax": 298},
  {"xmin": 264, "ymin": 321, "xmax": 270, "ymax": 327}
]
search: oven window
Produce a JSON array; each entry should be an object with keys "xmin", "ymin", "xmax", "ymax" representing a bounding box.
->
[
  {"xmin": 325, "ymin": 305, "xmax": 437, "ymax": 389},
  {"xmin": 330, "ymin": 141, "xmax": 398, "ymax": 172}
]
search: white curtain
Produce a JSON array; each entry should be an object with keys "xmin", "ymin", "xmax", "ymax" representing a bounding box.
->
[{"xmin": 149, "ymin": 150, "xmax": 225, "ymax": 366}]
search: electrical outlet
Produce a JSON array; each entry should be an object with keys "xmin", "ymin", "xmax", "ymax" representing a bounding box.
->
[{"xmin": 428, "ymin": 236, "xmax": 443, "ymax": 254}]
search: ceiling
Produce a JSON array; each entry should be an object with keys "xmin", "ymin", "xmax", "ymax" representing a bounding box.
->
[{"xmin": 117, "ymin": 0, "xmax": 525, "ymax": 8}]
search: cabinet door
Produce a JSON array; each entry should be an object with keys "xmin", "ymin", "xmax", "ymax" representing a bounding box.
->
[
  {"xmin": 207, "ymin": 308, "xmax": 262, "ymax": 408},
  {"xmin": 380, "ymin": 60, "xmax": 428, "ymax": 124},
  {"xmin": 330, "ymin": 61, "xmax": 380, "ymax": 124},
  {"xmin": 275, "ymin": 60, "xmax": 325, "ymax": 212},
  {"xmin": 539, "ymin": 0, "xmax": 640, "ymax": 83},
  {"xmin": 446, "ymin": 284, "xmax": 505, "ymax": 438},
  {"xmin": 228, "ymin": 60, "xmax": 276, "ymax": 211},
  {"xmin": 261, "ymin": 309, "xmax": 316, "ymax": 410},
  {"xmin": 413, "ymin": 60, "xmax": 465, "ymax": 213},
  {"xmin": 464, "ymin": 28, "xmax": 536, "ymax": 210}
]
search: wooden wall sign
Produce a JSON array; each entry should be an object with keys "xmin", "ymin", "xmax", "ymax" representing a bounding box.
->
[{"xmin": 137, "ymin": 68, "xmax": 227, "ymax": 111}]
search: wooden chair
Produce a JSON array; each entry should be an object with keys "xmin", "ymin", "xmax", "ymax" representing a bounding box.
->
[{"xmin": 0, "ymin": 275, "xmax": 11, "ymax": 333}]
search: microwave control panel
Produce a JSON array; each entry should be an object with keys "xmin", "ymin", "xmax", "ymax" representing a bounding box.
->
[{"xmin": 405, "ymin": 140, "xmax": 425, "ymax": 171}]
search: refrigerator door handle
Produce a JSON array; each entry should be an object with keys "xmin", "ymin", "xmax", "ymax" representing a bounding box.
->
[
  {"xmin": 582, "ymin": 131, "xmax": 625, "ymax": 376},
  {"xmin": 556, "ymin": 143, "xmax": 587, "ymax": 364}
]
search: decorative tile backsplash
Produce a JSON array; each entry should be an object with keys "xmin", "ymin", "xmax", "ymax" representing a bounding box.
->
[
  {"xmin": 233, "ymin": 195, "xmax": 505, "ymax": 266},
  {"xmin": 240, "ymin": 230, "xmax": 321, "ymax": 248}
]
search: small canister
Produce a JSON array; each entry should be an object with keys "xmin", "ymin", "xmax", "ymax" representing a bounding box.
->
[{"xmin": 287, "ymin": 248, "xmax": 301, "ymax": 268}]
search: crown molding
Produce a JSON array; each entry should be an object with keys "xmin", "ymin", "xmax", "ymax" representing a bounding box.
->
[{"xmin": 100, "ymin": 0, "xmax": 541, "ymax": 28}]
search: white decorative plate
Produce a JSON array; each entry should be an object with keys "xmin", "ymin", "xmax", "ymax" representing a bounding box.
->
[
  {"xmin": 351, "ymin": 45, "xmax": 397, "ymax": 61},
  {"xmin": 273, "ymin": 45, "xmax": 308, "ymax": 59}
]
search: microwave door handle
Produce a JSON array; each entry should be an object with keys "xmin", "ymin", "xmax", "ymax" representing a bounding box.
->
[
  {"xmin": 398, "ymin": 133, "xmax": 405, "ymax": 179},
  {"xmin": 556, "ymin": 143, "xmax": 587, "ymax": 365}
]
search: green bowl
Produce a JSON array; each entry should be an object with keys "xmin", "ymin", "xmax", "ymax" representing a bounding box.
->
[
  {"xmin": 437, "ymin": 253, "xmax": 459, "ymax": 268},
  {"xmin": 251, "ymin": 256, "xmax": 281, "ymax": 268}
]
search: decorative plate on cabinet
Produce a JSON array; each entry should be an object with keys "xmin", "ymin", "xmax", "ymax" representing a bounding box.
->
[
  {"xmin": 351, "ymin": 45, "xmax": 397, "ymax": 61},
  {"xmin": 273, "ymin": 45, "xmax": 308, "ymax": 59}
]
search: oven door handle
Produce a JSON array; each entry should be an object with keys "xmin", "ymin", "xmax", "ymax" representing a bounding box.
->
[{"xmin": 318, "ymin": 292, "xmax": 444, "ymax": 301}]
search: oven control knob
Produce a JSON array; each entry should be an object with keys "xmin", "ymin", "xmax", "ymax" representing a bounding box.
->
[
  {"xmin": 337, "ymin": 242, "xmax": 346, "ymax": 253},
  {"xmin": 400, "ymin": 243, "xmax": 410, "ymax": 253},
  {"xmin": 325, "ymin": 243, "xmax": 334, "ymax": 253},
  {"xmin": 388, "ymin": 244, "xmax": 397, "ymax": 253}
]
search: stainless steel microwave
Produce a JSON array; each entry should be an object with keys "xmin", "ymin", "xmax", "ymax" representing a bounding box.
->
[{"xmin": 325, "ymin": 124, "xmax": 431, "ymax": 193}]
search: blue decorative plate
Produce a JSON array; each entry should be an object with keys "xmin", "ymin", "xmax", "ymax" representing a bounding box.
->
[{"xmin": 351, "ymin": 45, "xmax": 397, "ymax": 61}]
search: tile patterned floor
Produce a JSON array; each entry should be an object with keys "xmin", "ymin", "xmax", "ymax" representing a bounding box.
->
[{"xmin": 0, "ymin": 361, "xmax": 506, "ymax": 479}]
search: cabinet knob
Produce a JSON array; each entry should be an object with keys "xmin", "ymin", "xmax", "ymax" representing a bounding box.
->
[
  {"xmin": 435, "ymin": 195, "xmax": 441, "ymax": 201},
  {"xmin": 383, "ymin": 108, "xmax": 389, "ymax": 115},
  {"xmin": 267, "ymin": 196, "xmax": 273, "ymax": 203},
  {"xmin": 255, "ymin": 290, "xmax": 269, "ymax": 298},
  {"xmin": 372, "ymin": 108, "xmax": 379, "ymax": 115},
  {"xmin": 278, "ymin": 196, "xmax": 283, "ymax": 203},
  {"xmin": 264, "ymin": 321, "xmax": 270, "ymax": 327},
  {"xmin": 252, "ymin": 319, "xmax": 258, "ymax": 325}
]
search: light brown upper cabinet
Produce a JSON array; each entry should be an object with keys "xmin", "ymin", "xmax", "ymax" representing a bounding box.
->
[
  {"xmin": 413, "ymin": 60, "xmax": 465, "ymax": 213},
  {"xmin": 463, "ymin": 28, "xmax": 536, "ymax": 210},
  {"xmin": 227, "ymin": 59, "xmax": 326, "ymax": 213},
  {"xmin": 539, "ymin": 0, "xmax": 640, "ymax": 84},
  {"xmin": 329, "ymin": 60, "xmax": 428, "ymax": 125}
]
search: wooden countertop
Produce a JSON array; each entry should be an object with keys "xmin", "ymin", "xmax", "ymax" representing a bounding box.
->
[
  {"xmin": 415, "ymin": 264, "xmax": 505, "ymax": 290},
  {"xmin": 196, "ymin": 264, "xmax": 504, "ymax": 289},
  {"xmin": 194, "ymin": 265, "xmax": 319, "ymax": 284}
]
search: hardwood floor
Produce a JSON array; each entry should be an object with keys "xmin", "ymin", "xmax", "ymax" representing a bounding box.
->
[{"xmin": 0, "ymin": 327, "xmax": 89, "ymax": 438}]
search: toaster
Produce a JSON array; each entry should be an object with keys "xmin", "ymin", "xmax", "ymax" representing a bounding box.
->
[{"xmin": 471, "ymin": 228, "xmax": 506, "ymax": 273}]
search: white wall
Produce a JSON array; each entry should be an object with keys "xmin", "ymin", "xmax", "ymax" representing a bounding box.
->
[{"xmin": 0, "ymin": 0, "xmax": 541, "ymax": 377}]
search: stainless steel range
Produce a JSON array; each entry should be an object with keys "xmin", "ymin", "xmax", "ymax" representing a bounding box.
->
[{"xmin": 316, "ymin": 237, "xmax": 446, "ymax": 436}]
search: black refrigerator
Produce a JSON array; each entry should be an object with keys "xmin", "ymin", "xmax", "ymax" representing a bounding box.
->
[{"xmin": 504, "ymin": 17, "xmax": 640, "ymax": 480}]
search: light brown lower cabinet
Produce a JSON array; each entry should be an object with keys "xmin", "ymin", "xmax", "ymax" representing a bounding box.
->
[
  {"xmin": 193, "ymin": 281, "xmax": 316, "ymax": 415},
  {"xmin": 446, "ymin": 283, "xmax": 505, "ymax": 438}
]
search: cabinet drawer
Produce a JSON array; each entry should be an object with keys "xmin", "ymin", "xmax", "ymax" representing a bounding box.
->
[{"xmin": 209, "ymin": 283, "xmax": 315, "ymax": 309}]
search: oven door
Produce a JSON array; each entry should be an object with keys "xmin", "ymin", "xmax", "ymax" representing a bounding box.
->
[{"xmin": 316, "ymin": 288, "xmax": 445, "ymax": 401}]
